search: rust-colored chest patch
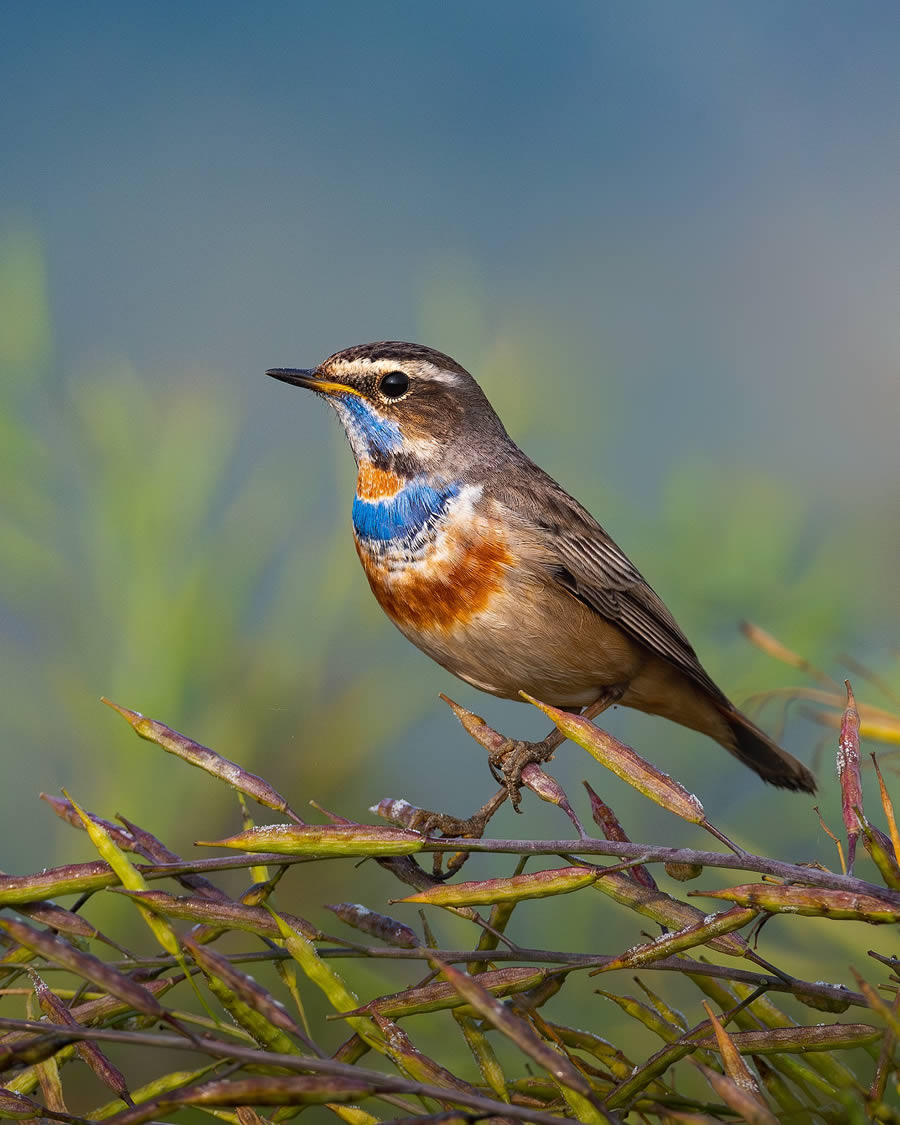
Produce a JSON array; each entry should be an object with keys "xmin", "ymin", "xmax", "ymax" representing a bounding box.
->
[
  {"xmin": 356, "ymin": 462, "xmax": 403, "ymax": 500},
  {"xmin": 355, "ymin": 530, "xmax": 513, "ymax": 634}
]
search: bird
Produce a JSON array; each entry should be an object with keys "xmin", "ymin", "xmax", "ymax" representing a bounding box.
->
[{"xmin": 267, "ymin": 341, "xmax": 816, "ymax": 820}]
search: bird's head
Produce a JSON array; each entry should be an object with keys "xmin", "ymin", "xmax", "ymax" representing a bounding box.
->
[{"xmin": 267, "ymin": 341, "xmax": 509, "ymax": 474}]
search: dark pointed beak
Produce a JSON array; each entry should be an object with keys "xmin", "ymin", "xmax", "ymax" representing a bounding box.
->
[
  {"xmin": 266, "ymin": 368, "xmax": 319, "ymax": 389},
  {"xmin": 266, "ymin": 368, "xmax": 362, "ymax": 397}
]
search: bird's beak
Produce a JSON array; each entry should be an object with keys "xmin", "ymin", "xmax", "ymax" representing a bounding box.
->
[{"xmin": 266, "ymin": 368, "xmax": 362, "ymax": 397}]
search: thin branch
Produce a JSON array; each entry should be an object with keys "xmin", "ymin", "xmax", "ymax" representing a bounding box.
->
[
  {"xmin": 422, "ymin": 837, "xmax": 900, "ymax": 905},
  {"xmin": 131, "ymin": 838, "xmax": 900, "ymax": 906},
  {"xmin": 20, "ymin": 945, "xmax": 866, "ymax": 1009}
]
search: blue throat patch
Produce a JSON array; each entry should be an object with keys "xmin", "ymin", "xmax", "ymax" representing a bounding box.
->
[
  {"xmin": 335, "ymin": 394, "xmax": 403, "ymax": 458},
  {"xmin": 353, "ymin": 479, "xmax": 461, "ymax": 542}
]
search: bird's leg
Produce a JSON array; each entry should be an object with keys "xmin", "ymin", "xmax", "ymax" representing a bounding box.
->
[
  {"xmin": 493, "ymin": 684, "xmax": 628, "ymax": 813},
  {"xmin": 389, "ymin": 797, "xmax": 507, "ymax": 879},
  {"xmin": 580, "ymin": 683, "xmax": 628, "ymax": 723},
  {"xmin": 411, "ymin": 788, "xmax": 510, "ymax": 877},
  {"xmin": 413, "ymin": 786, "xmax": 508, "ymax": 841}
]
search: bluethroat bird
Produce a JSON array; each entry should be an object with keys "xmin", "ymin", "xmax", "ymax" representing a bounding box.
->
[{"xmin": 267, "ymin": 342, "xmax": 816, "ymax": 824}]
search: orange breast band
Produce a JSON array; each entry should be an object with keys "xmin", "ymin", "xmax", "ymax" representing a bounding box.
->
[
  {"xmin": 357, "ymin": 533, "xmax": 513, "ymax": 633},
  {"xmin": 356, "ymin": 462, "xmax": 404, "ymax": 500}
]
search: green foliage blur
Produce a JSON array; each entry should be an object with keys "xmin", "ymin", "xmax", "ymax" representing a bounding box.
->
[
  {"xmin": 1, "ymin": 228, "xmax": 438, "ymax": 864},
  {"xmin": 2, "ymin": 224, "xmax": 899, "ymax": 1089}
]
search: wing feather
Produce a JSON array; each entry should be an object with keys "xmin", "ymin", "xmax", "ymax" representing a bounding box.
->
[{"xmin": 491, "ymin": 470, "xmax": 727, "ymax": 702}]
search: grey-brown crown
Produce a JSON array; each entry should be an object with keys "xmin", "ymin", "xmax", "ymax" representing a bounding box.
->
[{"xmin": 322, "ymin": 341, "xmax": 472, "ymax": 377}]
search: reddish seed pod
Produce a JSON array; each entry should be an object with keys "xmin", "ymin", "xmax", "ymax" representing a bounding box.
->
[{"xmin": 325, "ymin": 903, "xmax": 419, "ymax": 948}]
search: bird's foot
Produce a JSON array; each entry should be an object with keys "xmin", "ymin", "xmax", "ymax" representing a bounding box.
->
[
  {"xmin": 489, "ymin": 737, "xmax": 557, "ymax": 813},
  {"xmin": 409, "ymin": 789, "xmax": 508, "ymax": 879},
  {"xmin": 412, "ymin": 787, "xmax": 508, "ymax": 841}
]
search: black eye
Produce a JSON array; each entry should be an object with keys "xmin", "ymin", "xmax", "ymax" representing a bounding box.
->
[{"xmin": 379, "ymin": 370, "xmax": 410, "ymax": 398}]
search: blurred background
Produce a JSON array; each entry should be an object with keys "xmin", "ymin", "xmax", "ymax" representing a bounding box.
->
[{"xmin": 2, "ymin": 0, "xmax": 899, "ymax": 1088}]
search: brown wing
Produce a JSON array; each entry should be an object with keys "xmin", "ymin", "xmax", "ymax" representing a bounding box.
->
[{"xmin": 491, "ymin": 469, "xmax": 728, "ymax": 703}]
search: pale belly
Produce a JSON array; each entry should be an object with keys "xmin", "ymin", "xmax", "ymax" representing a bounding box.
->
[{"xmin": 413, "ymin": 581, "xmax": 647, "ymax": 707}]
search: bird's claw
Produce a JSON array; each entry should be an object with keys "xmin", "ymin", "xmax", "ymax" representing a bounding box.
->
[
  {"xmin": 414, "ymin": 810, "xmax": 486, "ymax": 839},
  {"xmin": 409, "ymin": 792, "xmax": 510, "ymax": 879},
  {"xmin": 410, "ymin": 786, "xmax": 509, "ymax": 842},
  {"xmin": 489, "ymin": 737, "xmax": 556, "ymax": 813}
]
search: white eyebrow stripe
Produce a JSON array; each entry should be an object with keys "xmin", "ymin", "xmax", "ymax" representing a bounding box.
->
[
  {"xmin": 327, "ymin": 358, "xmax": 462, "ymax": 386},
  {"xmin": 425, "ymin": 368, "xmax": 462, "ymax": 385}
]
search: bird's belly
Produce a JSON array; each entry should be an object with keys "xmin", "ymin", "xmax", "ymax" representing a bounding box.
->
[
  {"xmin": 355, "ymin": 521, "xmax": 646, "ymax": 708},
  {"xmin": 440, "ymin": 581, "xmax": 647, "ymax": 706}
]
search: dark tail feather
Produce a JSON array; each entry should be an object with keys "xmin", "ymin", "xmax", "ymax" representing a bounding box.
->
[{"xmin": 719, "ymin": 707, "xmax": 817, "ymax": 794}]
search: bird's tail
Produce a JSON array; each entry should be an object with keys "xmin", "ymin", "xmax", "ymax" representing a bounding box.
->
[{"xmin": 718, "ymin": 706, "xmax": 817, "ymax": 793}]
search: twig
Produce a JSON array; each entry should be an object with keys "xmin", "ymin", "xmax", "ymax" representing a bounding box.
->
[
  {"xmin": 419, "ymin": 838, "xmax": 900, "ymax": 905},
  {"xmin": 19, "ymin": 946, "xmax": 866, "ymax": 1009},
  {"xmin": 122, "ymin": 837, "xmax": 900, "ymax": 904}
]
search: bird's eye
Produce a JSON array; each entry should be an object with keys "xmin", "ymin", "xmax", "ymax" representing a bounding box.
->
[{"xmin": 378, "ymin": 370, "xmax": 410, "ymax": 399}]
